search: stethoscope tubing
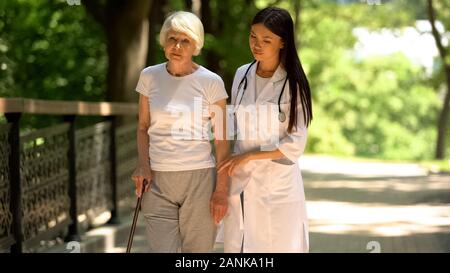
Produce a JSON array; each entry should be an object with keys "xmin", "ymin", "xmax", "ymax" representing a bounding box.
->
[{"xmin": 234, "ymin": 61, "xmax": 288, "ymax": 123}]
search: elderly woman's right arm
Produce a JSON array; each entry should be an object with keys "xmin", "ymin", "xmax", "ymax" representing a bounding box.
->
[
  {"xmin": 209, "ymin": 98, "xmax": 230, "ymax": 224},
  {"xmin": 131, "ymin": 94, "xmax": 152, "ymax": 197}
]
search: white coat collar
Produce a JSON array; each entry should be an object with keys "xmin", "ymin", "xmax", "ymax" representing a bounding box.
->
[
  {"xmin": 237, "ymin": 61, "xmax": 289, "ymax": 105},
  {"xmin": 268, "ymin": 62, "xmax": 287, "ymax": 83},
  {"xmin": 246, "ymin": 61, "xmax": 287, "ymax": 83}
]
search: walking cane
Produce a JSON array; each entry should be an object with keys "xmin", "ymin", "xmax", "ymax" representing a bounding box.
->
[{"xmin": 126, "ymin": 179, "xmax": 148, "ymax": 253}]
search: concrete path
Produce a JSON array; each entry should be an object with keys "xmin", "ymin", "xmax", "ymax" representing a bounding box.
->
[
  {"xmin": 44, "ymin": 155, "xmax": 450, "ymax": 253},
  {"xmin": 301, "ymin": 155, "xmax": 450, "ymax": 253}
]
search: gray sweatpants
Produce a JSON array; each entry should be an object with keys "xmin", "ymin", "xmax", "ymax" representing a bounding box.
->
[{"xmin": 141, "ymin": 167, "xmax": 217, "ymax": 253}]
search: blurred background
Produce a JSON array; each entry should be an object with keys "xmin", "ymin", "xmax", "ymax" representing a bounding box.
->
[
  {"xmin": 1, "ymin": 0, "xmax": 450, "ymax": 164},
  {"xmin": 0, "ymin": 0, "xmax": 449, "ymax": 253}
]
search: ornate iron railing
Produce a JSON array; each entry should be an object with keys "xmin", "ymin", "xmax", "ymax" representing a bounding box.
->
[
  {"xmin": 76, "ymin": 121, "xmax": 113, "ymax": 229},
  {"xmin": 20, "ymin": 124, "xmax": 71, "ymax": 249},
  {"xmin": 0, "ymin": 124, "xmax": 14, "ymax": 251},
  {"xmin": 0, "ymin": 98, "xmax": 138, "ymax": 252},
  {"xmin": 116, "ymin": 123, "xmax": 138, "ymax": 215}
]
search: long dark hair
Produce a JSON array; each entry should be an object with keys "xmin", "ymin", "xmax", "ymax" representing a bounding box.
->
[{"xmin": 252, "ymin": 7, "xmax": 313, "ymax": 131}]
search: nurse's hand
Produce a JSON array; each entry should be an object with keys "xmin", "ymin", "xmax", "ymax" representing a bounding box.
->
[
  {"xmin": 210, "ymin": 190, "xmax": 228, "ymax": 225},
  {"xmin": 131, "ymin": 166, "xmax": 153, "ymax": 198},
  {"xmin": 217, "ymin": 154, "xmax": 251, "ymax": 176}
]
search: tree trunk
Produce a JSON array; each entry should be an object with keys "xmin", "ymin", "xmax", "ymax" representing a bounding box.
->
[
  {"xmin": 147, "ymin": 0, "xmax": 168, "ymax": 65},
  {"xmin": 105, "ymin": 1, "xmax": 152, "ymax": 103},
  {"xmin": 436, "ymin": 77, "xmax": 450, "ymax": 159},
  {"xmin": 427, "ymin": 0, "xmax": 450, "ymax": 159},
  {"xmin": 185, "ymin": 0, "xmax": 201, "ymax": 16},
  {"xmin": 201, "ymin": 0, "xmax": 221, "ymax": 74},
  {"xmin": 201, "ymin": 0, "xmax": 233, "ymax": 89},
  {"xmin": 294, "ymin": 0, "xmax": 302, "ymax": 48},
  {"xmin": 82, "ymin": 0, "xmax": 153, "ymax": 103},
  {"xmin": 184, "ymin": 0, "xmax": 193, "ymax": 10}
]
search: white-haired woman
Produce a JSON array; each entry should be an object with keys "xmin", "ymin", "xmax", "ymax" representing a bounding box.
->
[{"xmin": 131, "ymin": 11, "xmax": 229, "ymax": 253}]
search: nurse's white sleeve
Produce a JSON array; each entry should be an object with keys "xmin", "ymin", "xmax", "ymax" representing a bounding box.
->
[{"xmin": 277, "ymin": 103, "xmax": 308, "ymax": 163}]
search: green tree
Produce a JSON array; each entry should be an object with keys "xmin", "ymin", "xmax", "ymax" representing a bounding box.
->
[
  {"xmin": 298, "ymin": 1, "xmax": 443, "ymax": 160},
  {"xmin": 0, "ymin": 0, "xmax": 107, "ymax": 101},
  {"xmin": 427, "ymin": 0, "xmax": 450, "ymax": 159},
  {"xmin": 81, "ymin": 0, "xmax": 153, "ymax": 103}
]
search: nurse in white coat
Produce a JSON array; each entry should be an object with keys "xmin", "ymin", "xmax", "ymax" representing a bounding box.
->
[{"xmin": 217, "ymin": 7, "xmax": 313, "ymax": 253}]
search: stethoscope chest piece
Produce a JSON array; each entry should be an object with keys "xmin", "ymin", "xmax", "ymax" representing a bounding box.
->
[{"xmin": 278, "ymin": 111, "xmax": 286, "ymax": 123}]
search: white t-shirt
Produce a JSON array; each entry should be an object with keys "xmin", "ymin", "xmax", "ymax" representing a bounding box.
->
[{"xmin": 135, "ymin": 63, "xmax": 228, "ymax": 171}]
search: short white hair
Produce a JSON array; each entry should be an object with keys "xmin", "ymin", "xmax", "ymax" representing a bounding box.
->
[{"xmin": 159, "ymin": 11, "xmax": 204, "ymax": 56}]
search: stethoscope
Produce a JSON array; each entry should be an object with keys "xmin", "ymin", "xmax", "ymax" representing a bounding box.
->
[{"xmin": 234, "ymin": 60, "xmax": 288, "ymax": 123}]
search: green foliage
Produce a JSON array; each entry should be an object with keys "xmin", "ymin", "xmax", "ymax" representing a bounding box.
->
[
  {"xmin": 300, "ymin": 1, "xmax": 443, "ymax": 160},
  {"xmin": 306, "ymin": 105, "xmax": 356, "ymax": 156},
  {"xmin": 305, "ymin": 50, "xmax": 443, "ymax": 160},
  {"xmin": 0, "ymin": 0, "xmax": 107, "ymax": 101},
  {"xmin": 0, "ymin": 0, "xmax": 447, "ymax": 160}
]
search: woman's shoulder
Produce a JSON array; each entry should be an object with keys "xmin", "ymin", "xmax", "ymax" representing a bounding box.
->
[
  {"xmin": 140, "ymin": 63, "xmax": 166, "ymax": 76},
  {"xmin": 195, "ymin": 66, "xmax": 224, "ymax": 83},
  {"xmin": 235, "ymin": 62, "xmax": 254, "ymax": 76}
]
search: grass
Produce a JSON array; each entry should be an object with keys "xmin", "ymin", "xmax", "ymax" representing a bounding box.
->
[
  {"xmin": 418, "ymin": 160, "xmax": 450, "ymax": 173},
  {"xmin": 303, "ymin": 153, "xmax": 450, "ymax": 173}
]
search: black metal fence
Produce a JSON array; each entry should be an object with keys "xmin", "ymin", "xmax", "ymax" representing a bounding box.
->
[
  {"xmin": 0, "ymin": 123, "xmax": 14, "ymax": 251},
  {"xmin": 0, "ymin": 98, "xmax": 138, "ymax": 253}
]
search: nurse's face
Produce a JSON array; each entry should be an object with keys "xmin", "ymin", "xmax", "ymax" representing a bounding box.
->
[
  {"xmin": 249, "ymin": 23, "xmax": 284, "ymax": 62},
  {"xmin": 164, "ymin": 30, "xmax": 196, "ymax": 63}
]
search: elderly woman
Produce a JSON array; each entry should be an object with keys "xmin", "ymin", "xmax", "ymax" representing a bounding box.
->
[{"xmin": 131, "ymin": 11, "xmax": 229, "ymax": 253}]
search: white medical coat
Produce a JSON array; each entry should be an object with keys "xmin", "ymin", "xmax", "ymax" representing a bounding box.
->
[{"xmin": 223, "ymin": 62, "xmax": 309, "ymax": 253}]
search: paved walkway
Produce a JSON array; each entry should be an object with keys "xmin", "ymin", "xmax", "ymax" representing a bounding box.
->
[
  {"xmin": 46, "ymin": 155, "xmax": 450, "ymax": 253},
  {"xmin": 301, "ymin": 156, "xmax": 450, "ymax": 253}
]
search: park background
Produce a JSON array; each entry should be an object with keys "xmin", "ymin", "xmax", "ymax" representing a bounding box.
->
[{"xmin": 0, "ymin": 0, "xmax": 449, "ymax": 253}]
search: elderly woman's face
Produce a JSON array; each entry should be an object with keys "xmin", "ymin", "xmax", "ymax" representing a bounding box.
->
[{"xmin": 164, "ymin": 30, "xmax": 196, "ymax": 62}]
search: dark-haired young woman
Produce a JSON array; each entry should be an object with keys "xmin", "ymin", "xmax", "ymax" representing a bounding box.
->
[{"xmin": 217, "ymin": 7, "xmax": 313, "ymax": 253}]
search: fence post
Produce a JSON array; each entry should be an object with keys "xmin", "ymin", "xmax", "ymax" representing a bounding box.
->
[
  {"xmin": 63, "ymin": 115, "xmax": 81, "ymax": 242},
  {"xmin": 107, "ymin": 115, "xmax": 120, "ymax": 224},
  {"xmin": 5, "ymin": 113, "xmax": 23, "ymax": 253}
]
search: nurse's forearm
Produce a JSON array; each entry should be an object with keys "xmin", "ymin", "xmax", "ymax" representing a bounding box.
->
[
  {"xmin": 244, "ymin": 149, "xmax": 284, "ymax": 162},
  {"xmin": 214, "ymin": 139, "xmax": 230, "ymax": 193}
]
